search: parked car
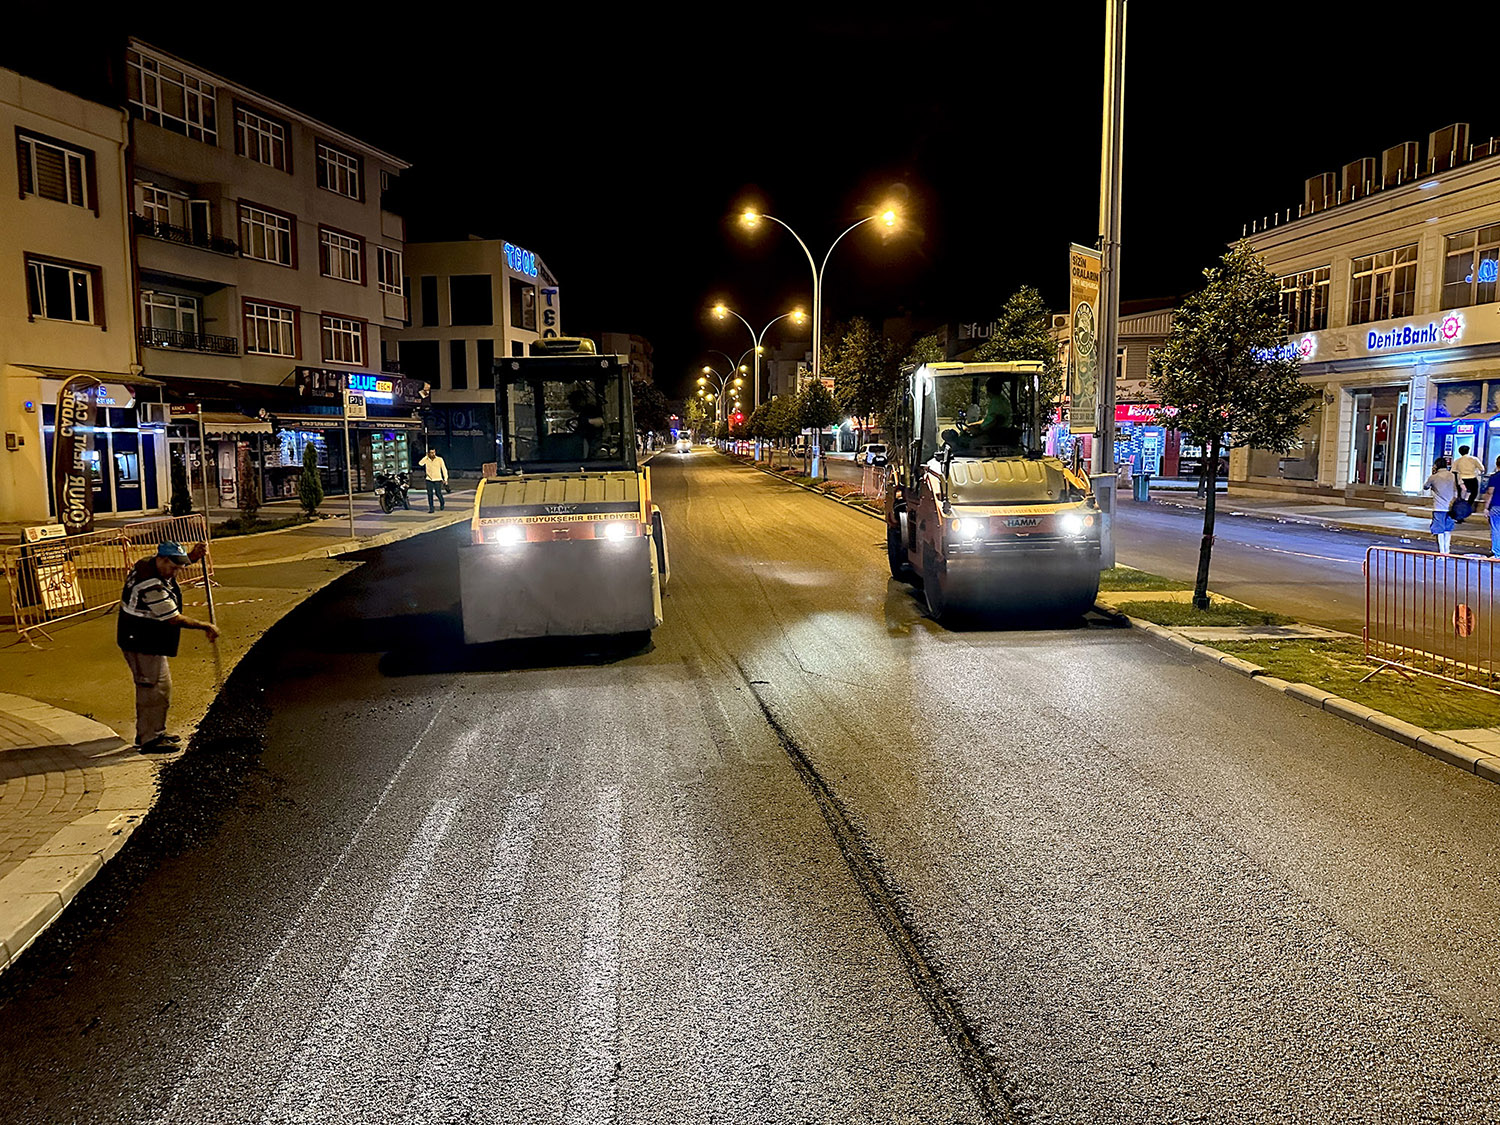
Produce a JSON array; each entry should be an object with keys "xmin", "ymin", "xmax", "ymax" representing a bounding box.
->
[{"xmin": 857, "ymin": 443, "xmax": 889, "ymax": 466}]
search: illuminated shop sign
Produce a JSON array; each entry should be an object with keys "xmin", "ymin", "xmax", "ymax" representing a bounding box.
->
[
  {"xmin": 347, "ymin": 373, "xmax": 395, "ymax": 401},
  {"xmin": 1365, "ymin": 312, "xmax": 1464, "ymax": 353},
  {"xmin": 504, "ymin": 241, "xmax": 538, "ymax": 277}
]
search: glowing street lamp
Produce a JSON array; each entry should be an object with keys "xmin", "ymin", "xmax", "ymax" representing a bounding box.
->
[
  {"xmin": 738, "ymin": 206, "xmax": 899, "ymax": 386},
  {"xmin": 712, "ymin": 303, "xmax": 807, "ymax": 410}
]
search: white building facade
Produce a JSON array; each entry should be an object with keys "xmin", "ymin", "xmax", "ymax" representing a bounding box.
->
[{"xmin": 1243, "ymin": 125, "xmax": 1500, "ymax": 502}]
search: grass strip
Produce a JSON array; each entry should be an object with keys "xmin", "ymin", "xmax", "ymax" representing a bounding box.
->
[
  {"xmin": 1123, "ymin": 598, "xmax": 1294, "ymax": 627},
  {"xmin": 1216, "ymin": 637, "xmax": 1500, "ymax": 730},
  {"xmin": 1098, "ymin": 566, "xmax": 1193, "ymax": 593}
]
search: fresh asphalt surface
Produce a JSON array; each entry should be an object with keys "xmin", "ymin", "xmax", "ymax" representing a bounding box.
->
[{"xmin": 1, "ymin": 451, "xmax": 1499, "ymax": 1123}]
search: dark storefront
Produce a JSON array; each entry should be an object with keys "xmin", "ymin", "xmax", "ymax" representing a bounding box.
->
[{"xmin": 425, "ymin": 403, "xmax": 496, "ymax": 473}]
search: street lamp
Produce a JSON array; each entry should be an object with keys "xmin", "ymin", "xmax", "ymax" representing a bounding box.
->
[
  {"xmin": 739, "ymin": 206, "xmax": 898, "ymax": 385},
  {"xmin": 712, "ymin": 303, "xmax": 807, "ymax": 411},
  {"xmin": 697, "ymin": 361, "xmax": 746, "ymax": 430}
]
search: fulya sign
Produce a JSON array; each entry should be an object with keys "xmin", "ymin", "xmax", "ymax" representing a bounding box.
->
[{"xmin": 53, "ymin": 374, "xmax": 101, "ymax": 535}]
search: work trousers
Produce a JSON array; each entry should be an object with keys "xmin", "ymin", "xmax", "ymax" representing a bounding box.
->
[
  {"xmin": 123, "ymin": 650, "xmax": 171, "ymax": 746},
  {"xmin": 426, "ymin": 480, "xmax": 445, "ymax": 511}
]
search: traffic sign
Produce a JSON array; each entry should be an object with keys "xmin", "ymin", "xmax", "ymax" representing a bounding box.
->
[{"xmin": 344, "ymin": 392, "xmax": 367, "ymax": 420}]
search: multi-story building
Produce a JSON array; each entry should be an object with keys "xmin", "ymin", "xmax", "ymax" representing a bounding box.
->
[
  {"xmin": 123, "ymin": 39, "xmax": 412, "ymax": 508},
  {"xmin": 1, "ymin": 67, "xmax": 137, "ymax": 524},
  {"xmin": 599, "ymin": 333, "xmax": 652, "ymax": 384},
  {"xmin": 388, "ymin": 237, "xmax": 559, "ymax": 471},
  {"xmin": 1242, "ymin": 122, "xmax": 1500, "ymax": 502}
]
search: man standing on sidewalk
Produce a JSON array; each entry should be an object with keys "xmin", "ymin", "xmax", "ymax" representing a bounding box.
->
[
  {"xmin": 117, "ymin": 542, "xmax": 220, "ymax": 752},
  {"xmin": 1454, "ymin": 444, "xmax": 1484, "ymax": 502},
  {"xmin": 422, "ymin": 447, "xmax": 449, "ymax": 512}
]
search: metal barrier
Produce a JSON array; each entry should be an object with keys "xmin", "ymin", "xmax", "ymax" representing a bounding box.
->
[
  {"xmin": 2, "ymin": 514, "xmax": 214, "ymax": 643},
  {"xmin": 860, "ymin": 465, "xmax": 889, "ymax": 501},
  {"xmin": 1365, "ymin": 546, "xmax": 1500, "ymax": 693}
]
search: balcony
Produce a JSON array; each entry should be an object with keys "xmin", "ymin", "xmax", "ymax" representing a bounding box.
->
[
  {"xmin": 139, "ymin": 326, "xmax": 240, "ymax": 355},
  {"xmin": 133, "ymin": 213, "xmax": 240, "ymax": 256}
]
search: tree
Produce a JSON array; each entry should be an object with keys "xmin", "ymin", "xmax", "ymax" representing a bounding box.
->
[
  {"xmin": 298, "ymin": 441, "xmax": 323, "ymax": 517},
  {"xmin": 974, "ymin": 285, "xmax": 1064, "ymax": 408},
  {"xmin": 796, "ymin": 379, "xmax": 840, "ymax": 475},
  {"xmin": 236, "ymin": 443, "xmax": 261, "ymax": 524},
  {"xmin": 904, "ymin": 331, "xmax": 946, "ymax": 368},
  {"xmin": 684, "ymin": 395, "xmax": 712, "ymax": 437},
  {"xmin": 825, "ymin": 317, "xmax": 897, "ymax": 446},
  {"xmin": 631, "ymin": 374, "xmax": 670, "ymax": 437},
  {"xmin": 1149, "ymin": 243, "xmax": 1315, "ymax": 609}
]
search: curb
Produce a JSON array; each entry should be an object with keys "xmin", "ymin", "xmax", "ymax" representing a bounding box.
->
[
  {"xmin": 213, "ymin": 511, "xmax": 470, "ymax": 568},
  {"xmin": 1113, "ymin": 605, "xmax": 1500, "ymax": 788},
  {"xmin": 732, "ymin": 455, "xmax": 885, "ymax": 522},
  {"xmin": 0, "ymin": 515, "xmax": 461, "ymax": 975}
]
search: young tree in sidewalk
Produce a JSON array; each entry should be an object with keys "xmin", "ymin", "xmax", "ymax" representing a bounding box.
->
[
  {"xmin": 297, "ymin": 441, "xmax": 323, "ymax": 517},
  {"xmin": 826, "ymin": 317, "xmax": 897, "ymax": 448},
  {"xmin": 796, "ymin": 379, "xmax": 839, "ymax": 476},
  {"xmin": 1149, "ymin": 243, "xmax": 1314, "ymax": 609},
  {"xmin": 169, "ymin": 452, "xmax": 194, "ymax": 516}
]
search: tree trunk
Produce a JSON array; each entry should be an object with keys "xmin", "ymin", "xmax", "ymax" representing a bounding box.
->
[{"xmin": 1193, "ymin": 434, "xmax": 1221, "ymax": 610}]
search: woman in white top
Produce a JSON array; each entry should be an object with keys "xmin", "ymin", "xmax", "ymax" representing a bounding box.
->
[{"xmin": 1423, "ymin": 456, "xmax": 1460, "ymax": 554}]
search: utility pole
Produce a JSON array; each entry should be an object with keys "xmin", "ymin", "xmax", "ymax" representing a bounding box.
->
[{"xmin": 1097, "ymin": 0, "xmax": 1127, "ymax": 473}]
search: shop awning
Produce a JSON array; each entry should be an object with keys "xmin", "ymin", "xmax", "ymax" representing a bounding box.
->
[
  {"xmin": 275, "ymin": 413, "xmax": 424, "ymax": 431},
  {"xmin": 11, "ymin": 365, "xmax": 166, "ymax": 386},
  {"xmin": 201, "ymin": 412, "xmax": 273, "ymax": 435}
]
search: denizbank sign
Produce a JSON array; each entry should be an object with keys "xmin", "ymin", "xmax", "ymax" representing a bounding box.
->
[{"xmin": 1365, "ymin": 312, "xmax": 1465, "ymax": 354}]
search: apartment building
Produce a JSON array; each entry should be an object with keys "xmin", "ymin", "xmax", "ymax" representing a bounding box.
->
[
  {"xmin": 1, "ymin": 67, "xmax": 137, "ymax": 523},
  {"xmin": 388, "ymin": 237, "xmax": 559, "ymax": 472},
  {"xmin": 124, "ymin": 40, "xmax": 413, "ymax": 507},
  {"xmin": 1243, "ymin": 122, "xmax": 1500, "ymax": 501}
]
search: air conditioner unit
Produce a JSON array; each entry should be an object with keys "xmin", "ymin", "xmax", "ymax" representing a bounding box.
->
[
  {"xmin": 1304, "ymin": 172, "xmax": 1337, "ymax": 213},
  {"xmin": 1052, "ymin": 314, "xmax": 1069, "ymax": 330},
  {"xmin": 1341, "ymin": 157, "xmax": 1376, "ymax": 202},
  {"xmin": 1428, "ymin": 123, "xmax": 1471, "ymax": 173},
  {"xmin": 1382, "ymin": 142, "xmax": 1420, "ymax": 188}
]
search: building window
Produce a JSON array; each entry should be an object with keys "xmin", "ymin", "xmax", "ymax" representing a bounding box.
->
[
  {"xmin": 477, "ymin": 339, "xmax": 495, "ymax": 389},
  {"xmin": 25, "ymin": 257, "xmax": 99, "ymax": 324},
  {"xmin": 1278, "ymin": 267, "xmax": 1330, "ymax": 333},
  {"xmin": 1442, "ymin": 225, "xmax": 1500, "ymax": 309},
  {"xmin": 240, "ymin": 203, "xmax": 294, "ymax": 266},
  {"xmin": 420, "ymin": 276, "xmax": 438, "ymax": 326},
  {"xmin": 316, "ymin": 142, "xmax": 361, "ymax": 200},
  {"xmin": 510, "ymin": 278, "xmax": 536, "ymax": 330},
  {"xmin": 141, "ymin": 290, "xmax": 200, "ymax": 334},
  {"xmin": 244, "ymin": 300, "xmax": 297, "ymax": 356},
  {"xmin": 449, "ymin": 275, "xmax": 493, "ymax": 325},
  {"xmin": 399, "ymin": 339, "xmax": 439, "ymax": 387},
  {"xmin": 377, "ymin": 247, "xmax": 403, "ymax": 294},
  {"xmin": 235, "ymin": 104, "xmax": 289, "ymax": 171},
  {"xmin": 126, "ymin": 48, "xmax": 217, "ymax": 143},
  {"xmin": 17, "ymin": 131, "xmax": 92, "ymax": 210},
  {"xmin": 450, "ymin": 340, "xmax": 468, "ymax": 389},
  {"xmin": 1349, "ymin": 245, "xmax": 1417, "ymax": 326},
  {"xmin": 321, "ymin": 315, "xmax": 365, "ymax": 365},
  {"xmin": 319, "ymin": 227, "xmax": 364, "ymax": 283}
]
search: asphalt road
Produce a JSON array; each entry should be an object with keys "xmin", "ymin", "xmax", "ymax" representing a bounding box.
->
[{"xmin": 1, "ymin": 451, "xmax": 1499, "ymax": 1123}]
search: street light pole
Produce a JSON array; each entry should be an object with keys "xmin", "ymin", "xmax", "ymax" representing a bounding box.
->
[
  {"xmin": 1097, "ymin": 0, "xmax": 1127, "ymax": 474},
  {"xmin": 713, "ymin": 305, "xmax": 807, "ymax": 411}
]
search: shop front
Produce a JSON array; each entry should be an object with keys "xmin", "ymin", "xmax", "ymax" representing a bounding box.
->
[
  {"xmin": 30, "ymin": 374, "xmax": 166, "ymax": 521},
  {"xmin": 272, "ymin": 412, "xmax": 422, "ymax": 496}
]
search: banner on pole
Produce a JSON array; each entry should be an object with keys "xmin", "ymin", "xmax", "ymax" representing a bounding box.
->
[
  {"xmin": 1068, "ymin": 244, "xmax": 1102, "ymax": 435},
  {"xmin": 53, "ymin": 374, "xmax": 102, "ymax": 535}
]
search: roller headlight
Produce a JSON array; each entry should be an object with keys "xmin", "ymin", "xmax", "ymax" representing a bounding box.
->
[
  {"xmin": 602, "ymin": 521, "xmax": 631, "ymax": 541},
  {"xmin": 494, "ymin": 524, "xmax": 525, "ymax": 545},
  {"xmin": 1059, "ymin": 511, "xmax": 1096, "ymax": 536},
  {"xmin": 950, "ymin": 517, "xmax": 983, "ymax": 540}
]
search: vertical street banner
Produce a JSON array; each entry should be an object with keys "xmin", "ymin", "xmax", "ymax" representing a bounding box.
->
[
  {"xmin": 53, "ymin": 374, "xmax": 102, "ymax": 535},
  {"xmin": 539, "ymin": 287, "xmax": 560, "ymax": 338},
  {"xmin": 1068, "ymin": 244, "xmax": 1102, "ymax": 435}
]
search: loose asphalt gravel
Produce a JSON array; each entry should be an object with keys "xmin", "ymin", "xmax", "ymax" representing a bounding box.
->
[{"xmin": 0, "ymin": 451, "xmax": 1498, "ymax": 1124}]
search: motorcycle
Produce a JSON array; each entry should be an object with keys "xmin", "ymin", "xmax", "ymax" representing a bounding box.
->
[{"xmin": 374, "ymin": 469, "xmax": 410, "ymax": 513}]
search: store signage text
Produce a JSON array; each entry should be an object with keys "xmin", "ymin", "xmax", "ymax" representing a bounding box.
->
[
  {"xmin": 504, "ymin": 242, "xmax": 538, "ymax": 277},
  {"xmin": 1366, "ymin": 313, "xmax": 1464, "ymax": 353},
  {"xmin": 347, "ymin": 373, "xmax": 395, "ymax": 401}
]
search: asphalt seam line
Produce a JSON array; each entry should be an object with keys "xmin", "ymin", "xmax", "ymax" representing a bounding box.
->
[{"xmin": 735, "ymin": 661, "xmax": 1019, "ymax": 1125}]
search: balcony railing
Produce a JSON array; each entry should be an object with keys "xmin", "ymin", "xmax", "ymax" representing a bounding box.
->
[
  {"xmin": 139, "ymin": 326, "xmax": 240, "ymax": 355},
  {"xmin": 133, "ymin": 213, "xmax": 240, "ymax": 256}
]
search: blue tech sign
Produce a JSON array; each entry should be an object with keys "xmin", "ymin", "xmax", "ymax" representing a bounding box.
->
[
  {"xmin": 504, "ymin": 241, "xmax": 538, "ymax": 277},
  {"xmin": 346, "ymin": 373, "xmax": 396, "ymax": 401}
]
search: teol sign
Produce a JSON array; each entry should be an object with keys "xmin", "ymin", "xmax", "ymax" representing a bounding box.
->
[
  {"xmin": 1365, "ymin": 312, "xmax": 1464, "ymax": 354},
  {"xmin": 504, "ymin": 242, "xmax": 538, "ymax": 277}
]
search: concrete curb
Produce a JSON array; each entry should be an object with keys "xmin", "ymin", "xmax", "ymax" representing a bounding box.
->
[
  {"xmin": 213, "ymin": 511, "xmax": 470, "ymax": 568},
  {"xmin": 1113, "ymin": 606, "xmax": 1500, "ymax": 788},
  {"xmin": 731, "ymin": 455, "xmax": 885, "ymax": 522},
  {"xmin": 0, "ymin": 516, "xmax": 456, "ymax": 975}
]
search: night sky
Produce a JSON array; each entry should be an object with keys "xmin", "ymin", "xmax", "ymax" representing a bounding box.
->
[{"xmin": 9, "ymin": 7, "xmax": 1500, "ymax": 399}]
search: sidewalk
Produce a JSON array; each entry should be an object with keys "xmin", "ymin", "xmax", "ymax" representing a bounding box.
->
[
  {"xmin": 1139, "ymin": 487, "xmax": 1494, "ymax": 549},
  {"xmin": 0, "ymin": 492, "xmax": 471, "ymax": 972}
]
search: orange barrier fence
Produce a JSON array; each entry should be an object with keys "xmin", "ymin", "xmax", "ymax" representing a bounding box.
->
[
  {"xmin": 1365, "ymin": 546, "xmax": 1500, "ymax": 694},
  {"xmin": 2, "ymin": 515, "xmax": 214, "ymax": 643}
]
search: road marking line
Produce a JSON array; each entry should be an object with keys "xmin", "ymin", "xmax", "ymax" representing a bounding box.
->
[
  {"xmin": 403, "ymin": 788, "xmax": 544, "ymax": 1125},
  {"xmin": 1245, "ymin": 544, "xmax": 1360, "ymax": 564},
  {"xmin": 156, "ymin": 690, "xmax": 457, "ymax": 1124},
  {"xmin": 259, "ymin": 798, "xmax": 460, "ymax": 1125},
  {"xmin": 563, "ymin": 784, "xmax": 622, "ymax": 1125}
]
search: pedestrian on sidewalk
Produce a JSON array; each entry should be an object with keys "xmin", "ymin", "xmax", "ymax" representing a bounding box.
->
[
  {"xmin": 422, "ymin": 448, "xmax": 449, "ymax": 512},
  {"xmin": 1454, "ymin": 444, "xmax": 1484, "ymax": 502},
  {"xmin": 1484, "ymin": 456, "xmax": 1500, "ymax": 558},
  {"xmin": 1424, "ymin": 456, "xmax": 1460, "ymax": 554},
  {"xmin": 117, "ymin": 542, "xmax": 220, "ymax": 752}
]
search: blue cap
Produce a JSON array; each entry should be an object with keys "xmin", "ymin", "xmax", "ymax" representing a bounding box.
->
[{"xmin": 157, "ymin": 541, "xmax": 190, "ymax": 563}]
